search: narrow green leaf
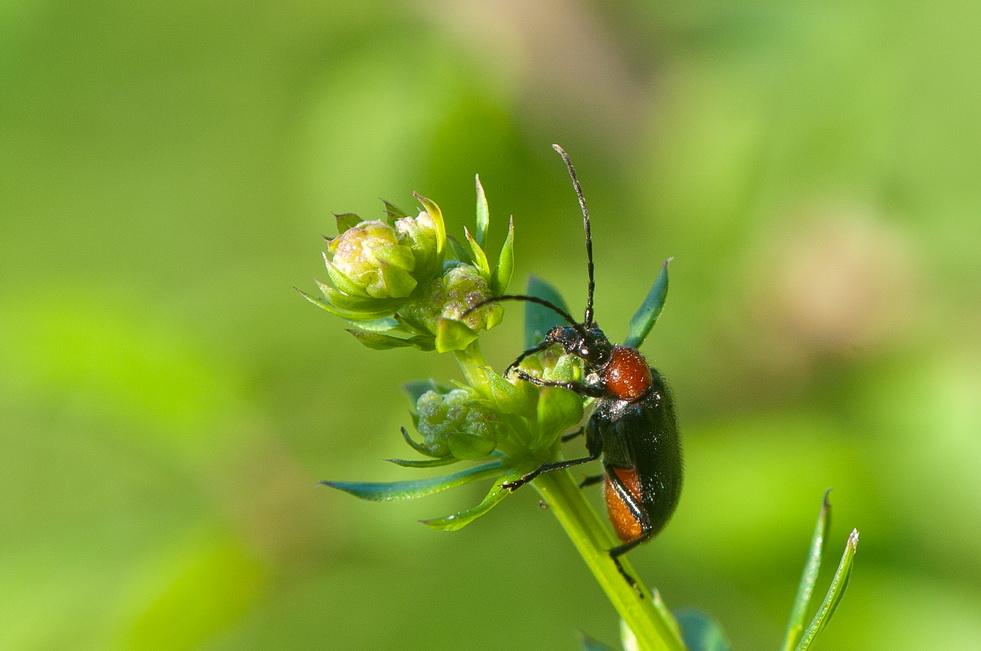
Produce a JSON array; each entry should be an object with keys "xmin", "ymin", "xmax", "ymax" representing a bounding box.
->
[
  {"xmin": 334, "ymin": 212, "xmax": 362, "ymax": 234},
  {"xmin": 623, "ymin": 258, "xmax": 670, "ymax": 349},
  {"xmin": 525, "ymin": 275, "xmax": 573, "ymax": 349},
  {"xmin": 464, "ymin": 226, "xmax": 492, "ymax": 277},
  {"xmin": 675, "ymin": 610, "xmax": 732, "ymax": 651},
  {"xmin": 491, "ymin": 216, "xmax": 515, "ymax": 295},
  {"xmin": 413, "ymin": 192, "xmax": 446, "ymax": 258},
  {"xmin": 421, "ymin": 473, "xmax": 514, "ymax": 530},
  {"xmin": 399, "ymin": 425, "xmax": 441, "ymax": 458},
  {"xmin": 386, "ymin": 456, "xmax": 460, "ymax": 468},
  {"xmin": 783, "ymin": 490, "xmax": 833, "ymax": 651},
  {"xmin": 346, "ymin": 329, "xmax": 434, "ymax": 351},
  {"xmin": 475, "ymin": 174, "xmax": 489, "ymax": 249},
  {"xmin": 796, "ymin": 529, "xmax": 860, "ymax": 651},
  {"xmin": 343, "ymin": 316, "xmax": 400, "ymax": 332},
  {"xmin": 320, "ymin": 459, "xmax": 504, "ymax": 502},
  {"xmin": 447, "ymin": 235, "xmax": 472, "ymax": 265},
  {"xmin": 346, "ymin": 330, "xmax": 412, "ymax": 350},
  {"xmin": 315, "ymin": 279, "xmax": 404, "ymax": 316},
  {"xmin": 577, "ymin": 632, "xmax": 615, "ymax": 651},
  {"xmin": 295, "ymin": 287, "xmax": 394, "ymax": 321},
  {"xmin": 381, "ymin": 199, "xmax": 409, "ymax": 219}
]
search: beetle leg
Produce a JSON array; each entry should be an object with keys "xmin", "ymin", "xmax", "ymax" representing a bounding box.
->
[
  {"xmin": 512, "ymin": 369, "xmax": 605, "ymax": 398},
  {"xmin": 561, "ymin": 427, "xmax": 585, "ymax": 442},
  {"xmin": 578, "ymin": 474, "xmax": 604, "ymax": 488},
  {"xmin": 501, "ymin": 447, "xmax": 602, "ymax": 492},
  {"xmin": 503, "ymin": 339, "xmax": 555, "ymax": 376}
]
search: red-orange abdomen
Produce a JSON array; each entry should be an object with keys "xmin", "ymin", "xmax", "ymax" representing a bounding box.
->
[{"xmin": 605, "ymin": 467, "xmax": 644, "ymax": 542}]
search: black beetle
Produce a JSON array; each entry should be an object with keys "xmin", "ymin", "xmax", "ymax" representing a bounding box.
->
[{"xmin": 469, "ymin": 144, "xmax": 683, "ymax": 571}]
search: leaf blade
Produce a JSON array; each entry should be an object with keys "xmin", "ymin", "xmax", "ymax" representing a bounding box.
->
[
  {"xmin": 782, "ymin": 489, "xmax": 833, "ymax": 651},
  {"xmin": 623, "ymin": 259, "xmax": 670, "ymax": 349},
  {"xmin": 320, "ymin": 460, "xmax": 504, "ymax": 502},
  {"xmin": 796, "ymin": 529, "xmax": 860, "ymax": 651}
]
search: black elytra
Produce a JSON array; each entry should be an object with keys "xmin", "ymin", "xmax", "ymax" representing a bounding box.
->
[{"xmin": 467, "ymin": 145, "xmax": 683, "ymax": 578}]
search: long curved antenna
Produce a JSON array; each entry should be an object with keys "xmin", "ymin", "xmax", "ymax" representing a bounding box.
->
[
  {"xmin": 552, "ymin": 144, "xmax": 596, "ymax": 330},
  {"xmin": 464, "ymin": 294, "xmax": 582, "ymax": 332}
]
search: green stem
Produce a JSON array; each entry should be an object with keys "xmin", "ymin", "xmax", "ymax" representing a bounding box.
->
[
  {"xmin": 453, "ymin": 341, "xmax": 490, "ymax": 393},
  {"xmin": 533, "ymin": 470, "xmax": 686, "ymax": 651}
]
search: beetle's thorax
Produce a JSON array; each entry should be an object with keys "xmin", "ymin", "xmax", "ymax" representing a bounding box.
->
[
  {"xmin": 602, "ymin": 346, "xmax": 653, "ymax": 402},
  {"xmin": 548, "ymin": 326, "xmax": 652, "ymax": 402}
]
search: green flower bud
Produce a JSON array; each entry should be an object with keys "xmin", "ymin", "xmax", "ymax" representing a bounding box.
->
[
  {"xmin": 395, "ymin": 211, "xmax": 440, "ymax": 281},
  {"xmin": 327, "ymin": 220, "xmax": 417, "ymax": 299},
  {"xmin": 401, "ymin": 264, "xmax": 504, "ymax": 352},
  {"xmin": 440, "ymin": 264, "xmax": 503, "ymax": 330},
  {"xmin": 414, "ymin": 388, "xmax": 505, "ymax": 460}
]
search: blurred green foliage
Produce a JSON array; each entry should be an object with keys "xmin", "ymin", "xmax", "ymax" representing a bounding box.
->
[{"xmin": 2, "ymin": 1, "xmax": 980, "ymax": 649}]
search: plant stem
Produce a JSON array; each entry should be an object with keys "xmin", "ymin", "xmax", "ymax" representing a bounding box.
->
[
  {"xmin": 533, "ymin": 470, "xmax": 686, "ymax": 651},
  {"xmin": 453, "ymin": 341, "xmax": 490, "ymax": 392}
]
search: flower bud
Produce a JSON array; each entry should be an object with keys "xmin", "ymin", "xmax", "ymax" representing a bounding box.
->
[
  {"xmin": 415, "ymin": 388, "xmax": 505, "ymax": 460},
  {"xmin": 401, "ymin": 264, "xmax": 504, "ymax": 352},
  {"xmin": 327, "ymin": 220, "xmax": 417, "ymax": 299},
  {"xmin": 395, "ymin": 211, "xmax": 440, "ymax": 281}
]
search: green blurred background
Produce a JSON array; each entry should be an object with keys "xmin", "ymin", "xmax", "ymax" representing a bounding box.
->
[{"xmin": 3, "ymin": 1, "xmax": 980, "ymax": 649}]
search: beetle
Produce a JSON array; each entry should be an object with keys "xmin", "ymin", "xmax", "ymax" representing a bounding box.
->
[{"xmin": 469, "ymin": 144, "xmax": 682, "ymax": 573}]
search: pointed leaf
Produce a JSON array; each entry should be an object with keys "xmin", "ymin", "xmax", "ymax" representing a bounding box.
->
[
  {"xmin": 796, "ymin": 529, "xmax": 859, "ymax": 650},
  {"xmin": 447, "ymin": 235, "xmax": 473, "ymax": 265},
  {"xmin": 491, "ymin": 216, "xmax": 515, "ymax": 295},
  {"xmin": 624, "ymin": 258, "xmax": 670, "ymax": 349},
  {"xmin": 464, "ymin": 226, "xmax": 491, "ymax": 277},
  {"xmin": 399, "ymin": 425, "xmax": 441, "ymax": 458},
  {"xmin": 413, "ymin": 193, "xmax": 446, "ymax": 258},
  {"xmin": 675, "ymin": 610, "xmax": 732, "ymax": 651},
  {"xmin": 334, "ymin": 212, "xmax": 362, "ymax": 234},
  {"xmin": 381, "ymin": 199, "xmax": 409, "ymax": 219},
  {"xmin": 577, "ymin": 633, "xmax": 616, "ymax": 651},
  {"xmin": 525, "ymin": 275, "xmax": 573, "ymax": 349},
  {"xmin": 475, "ymin": 174, "xmax": 489, "ymax": 249},
  {"xmin": 421, "ymin": 473, "xmax": 514, "ymax": 531},
  {"xmin": 295, "ymin": 287, "xmax": 394, "ymax": 321},
  {"xmin": 313, "ymin": 279, "xmax": 403, "ymax": 315},
  {"xmin": 320, "ymin": 459, "xmax": 504, "ymax": 502},
  {"xmin": 782, "ymin": 490, "xmax": 833, "ymax": 651},
  {"xmin": 344, "ymin": 316, "xmax": 400, "ymax": 332},
  {"xmin": 386, "ymin": 456, "xmax": 460, "ymax": 468},
  {"xmin": 347, "ymin": 329, "xmax": 435, "ymax": 351}
]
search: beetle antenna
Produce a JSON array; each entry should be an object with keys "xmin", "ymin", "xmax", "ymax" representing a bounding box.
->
[
  {"xmin": 465, "ymin": 294, "xmax": 583, "ymax": 332},
  {"xmin": 552, "ymin": 144, "xmax": 596, "ymax": 330}
]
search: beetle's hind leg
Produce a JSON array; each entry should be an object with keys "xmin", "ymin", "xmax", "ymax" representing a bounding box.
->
[
  {"xmin": 561, "ymin": 427, "xmax": 585, "ymax": 442},
  {"xmin": 501, "ymin": 447, "xmax": 601, "ymax": 492}
]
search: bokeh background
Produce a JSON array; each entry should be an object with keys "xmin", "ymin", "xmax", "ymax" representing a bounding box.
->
[{"xmin": 3, "ymin": 1, "xmax": 980, "ymax": 649}]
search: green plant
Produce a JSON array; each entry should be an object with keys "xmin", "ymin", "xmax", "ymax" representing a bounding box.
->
[{"xmin": 300, "ymin": 150, "xmax": 858, "ymax": 650}]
